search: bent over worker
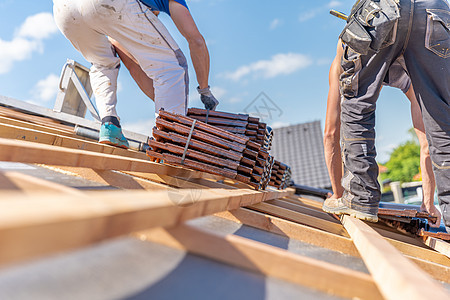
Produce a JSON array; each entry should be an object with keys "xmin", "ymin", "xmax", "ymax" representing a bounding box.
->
[
  {"xmin": 324, "ymin": 40, "xmax": 441, "ymax": 226},
  {"xmin": 53, "ymin": 0, "xmax": 219, "ymax": 149},
  {"xmin": 322, "ymin": 0, "xmax": 450, "ymax": 231}
]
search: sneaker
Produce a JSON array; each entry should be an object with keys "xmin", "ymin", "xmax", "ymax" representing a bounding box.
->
[
  {"xmin": 99, "ymin": 122, "xmax": 129, "ymax": 149},
  {"xmin": 322, "ymin": 197, "xmax": 378, "ymax": 222}
]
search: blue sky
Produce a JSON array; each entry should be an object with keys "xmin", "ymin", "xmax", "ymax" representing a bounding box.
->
[{"xmin": 0, "ymin": 0, "xmax": 415, "ymax": 162}]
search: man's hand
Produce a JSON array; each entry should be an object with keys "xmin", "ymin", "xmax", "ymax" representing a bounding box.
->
[
  {"xmin": 421, "ymin": 203, "xmax": 442, "ymax": 228},
  {"xmin": 197, "ymin": 86, "xmax": 219, "ymax": 110}
]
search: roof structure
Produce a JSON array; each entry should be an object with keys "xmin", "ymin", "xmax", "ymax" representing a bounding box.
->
[
  {"xmin": 270, "ymin": 121, "xmax": 331, "ymax": 189},
  {"xmin": 0, "ymin": 101, "xmax": 449, "ymax": 300}
]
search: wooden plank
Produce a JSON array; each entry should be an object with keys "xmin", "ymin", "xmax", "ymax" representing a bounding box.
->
[
  {"xmin": 267, "ymin": 199, "xmax": 340, "ymax": 224},
  {"xmin": 0, "ymin": 115, "xmax": 75, "ymax": 137},
  {"xmin": 285, "ymin": 195, "xmax": 324, "ymax": 210},
  {"xmin": 0, "ymin": 171, "xmax": 84, "ymax": 195},
  {"xmin": 406, "ymin": 256, "xmax": 450, "ymax": 283},
  {"xmin": 0, "ymin": 187, "xmax": 291, "ymax": 266},
  {"xmin": 215, "ymin": 208, "xmax": 359, "ymax": 256},
  {"xmin": 0, "ymin": 138, "xmax": 219, "ymax": 179},
  {"xmin": 423, "ymin": 237, "xmax": 450, "ymax": 259},
  {"xmin": 268, "ymin": 199, "xmax": 340, "ymax": 224},
  {"xmin": 214, "ymin": 209, "xmax": 450, "ymax": 283},
  {"xmin": 123, "ymin": 172, "xmax": 215, "ymax": 190},
  {"xmin": 40, "ymin": 166, "xmax": 171, "ymax": 191},
  {"xmin": 285, "ymin": 195, "xmax": 432, "ymax": 248},
  {"xmin": 341, "ymin": 215, "xmax": 449, "ymax": 300},
  {"xmin": 371, "ymin": 226, "xmax": 428, "ymax": 248},
  {"xmin": 0, "ymin": 122, "xmax": 149, "ymax": 161},
  {"xmin": 385, "ymin": 236, "xmax": 450, "ymax": 267},
  {"xmin": 122, "ymin": 172, "xmax": 239, "ymax": 190},
  {"xmin": 0, "ymin": 105, "xmax": 74, "ymax": 132},
  {"xmin": 136, "ymin": 224, "xmax": 382, "ymax": 300},
  {"xmin": 249, "ymin": 202, "xmax": 350, "ymax": 237}
]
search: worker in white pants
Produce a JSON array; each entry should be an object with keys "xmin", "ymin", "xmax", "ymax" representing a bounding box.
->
[{"xmin": 53, "ymin": 0, "xmax": 218, "ymax": 148}]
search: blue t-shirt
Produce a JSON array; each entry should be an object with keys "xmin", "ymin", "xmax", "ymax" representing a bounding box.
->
[{"xmin": 140, "ymin": 0, "xmax": 188, "ymax": 16}]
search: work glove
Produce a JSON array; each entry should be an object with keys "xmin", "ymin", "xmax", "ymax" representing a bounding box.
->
[{"xmin": 197, "ymin": 86, "xmax": 219, "ymax": 111}]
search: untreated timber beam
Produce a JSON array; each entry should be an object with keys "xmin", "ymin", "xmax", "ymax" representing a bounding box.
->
[
  {"xmin": 0, "ymin": 138, "xmax": 219, "ymax": 180},
  {"xmin": 248, "ymin": 202, "xmax": 350, "ymax": 237},
  {"xmin": 215, "ymin": 208, "xmax": 359, "ymax": 256},
  {"xmin": 135, "ymin": 224, "xmax": 383, "ymax": 300},
  {"xmin": 0, "ymin": 187, "xmax": 290, "ymax": 266},
  {"xmin": 0, "ymin": 171, "xmax": 84, "ymax": 195},
  {"xmin": 40, "ymin": 166, "xmax": 170, "ymax": 191},
  {"xmin": 215, "ymin": 209, "xmax": 450, "ymax": 282},
  {"xmin": 423, "ymin": 236, "xmax": 450, "ymax": 259},
  {"xmin": 0, "ymin": 123, "xmax": 148, "ymax": 160},
  {"xmin": 341, "ymin": 215, "xmax": 449, "ymax": 300}
]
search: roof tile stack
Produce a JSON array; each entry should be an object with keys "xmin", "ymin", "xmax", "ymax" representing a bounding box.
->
[{"xmin": 146, "ymin": 110, "xmax": 275, "ymax": 190}]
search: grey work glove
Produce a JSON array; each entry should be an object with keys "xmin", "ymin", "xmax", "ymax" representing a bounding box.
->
[{"xmin": 197, "ymin": 86, "xmax": 219, "ymax": 111}]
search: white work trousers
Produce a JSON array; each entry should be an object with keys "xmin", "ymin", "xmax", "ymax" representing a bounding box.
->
[{"xmin": 53, "ymin": 0, "xmax": 189, "ymax": 119}]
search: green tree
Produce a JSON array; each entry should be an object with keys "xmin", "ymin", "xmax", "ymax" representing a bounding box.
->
[{"xmin": 381, "ymin": 137, "xmax": 420, "ymax": 183}]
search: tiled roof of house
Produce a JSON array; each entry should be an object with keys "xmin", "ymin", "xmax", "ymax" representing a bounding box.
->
[{"xmin": 270, "ymin": 121, "xmax": 331, "ymax": 189}]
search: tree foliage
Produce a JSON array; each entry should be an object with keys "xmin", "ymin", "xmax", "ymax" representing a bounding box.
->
[{"xmin": 380, "ymin": 139, "xmax": 420, "ymax": 183}]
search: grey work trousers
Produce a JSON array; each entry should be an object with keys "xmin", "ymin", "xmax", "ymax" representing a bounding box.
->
[{"xmin": 340, "ymin": 0, "xmax": 450, "ymax": 227}]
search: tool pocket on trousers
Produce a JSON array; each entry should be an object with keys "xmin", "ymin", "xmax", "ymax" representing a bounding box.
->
[
  {"xmin": 339, "ymin": 46, "xmax": 362, "ymax": 98},
  {"xmin": 341, "ymin": 0, "xmax": 400, "ymax": 54},
  {"xmin": 340, "ymin": 18, "xmax": 373, "ymax": 55},
  {"xmin": 425, "ymin": 9, "xmax": 450, "ymax": 58}
]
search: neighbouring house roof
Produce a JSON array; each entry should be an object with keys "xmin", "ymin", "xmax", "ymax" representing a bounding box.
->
[{"xmin": 270, "ymin": 121, "xmax": 331, "ymax": 189}]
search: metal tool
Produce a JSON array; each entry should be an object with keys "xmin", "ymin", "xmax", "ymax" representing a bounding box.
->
[{"xmin": 330, "ymin": 9, "xmax": 348, "ymax": 21}]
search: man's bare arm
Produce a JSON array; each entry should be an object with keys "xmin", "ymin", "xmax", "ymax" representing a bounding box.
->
[
  {"xmin": 324, "ymin": 41, "xmax": 344, "ymax": 199},
  {"xmin": 169, "ymin": 0, "xmax": 209, "ymax": 89},
  {"xmin": 405, "ymin": 86, "xmax": 441, "ymax": 227}
]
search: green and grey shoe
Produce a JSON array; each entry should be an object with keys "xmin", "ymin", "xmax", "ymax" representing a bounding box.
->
[
  {"xmin": 322, "ymin": 197, "xmax": 378, "ymax": 222},
  {"xmin": 99, "ymin": 122, "xmax": 129, "ymax": 149}
]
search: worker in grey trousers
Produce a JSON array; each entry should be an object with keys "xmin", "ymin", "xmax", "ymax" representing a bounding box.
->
[{"xmin": 323, "ymin": 0, "xmax": 450, "ymax": 231}]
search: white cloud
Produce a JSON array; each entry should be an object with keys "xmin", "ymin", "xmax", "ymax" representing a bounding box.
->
[
  {"xmin": 327, "ymin": 1, "xmax": 343, "ymax": 8},
  {"xmin": 122, "ymin": 118, "xmax": 156, "ymax": 136},
  {"xmin": 270, "ymin": 121, "xmax": 290, "ymax": 129},
  {"xmin": 223, "ymin": 53, "xmax": 312, "ymax": 81},
  {"xmin": 33, "ymin": 73, "xmax": 60, "ymax": 102},
  {"xmin": 0, "ymin": 38, "xmax": 40, "ymax": 73},
  {"xmin": 270, "ymin": 18, "xmax": 281, "ymax": 30},
  {"xmin": 16, "ymin": 12, "xmax": 58, "ymax": 40},
  {"xmin": 0, "ymin": 12, "xmax": 58, "ymax": 74}
]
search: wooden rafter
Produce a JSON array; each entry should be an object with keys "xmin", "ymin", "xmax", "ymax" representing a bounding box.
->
[
  {"xmin": 215, "ymin": 209, "xmax": 450, "ymax": 283},
  {"xmin": 423, "ymin": 236, "xmax": 450, "ymax": 259},
  {"xmin": 0, "ymin": 138, "xmax": 217, "ymax": 179},
  {"xmin": 341, "ymin": 215, "xmax": 449, "ymax": 300},
  {"xmin": 135, "ymin": 224, "xmax": 383, "ymax": 300},
  {"xmin": 0, "ymin": 187, "xmax": 291, "ymax": 266}
]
